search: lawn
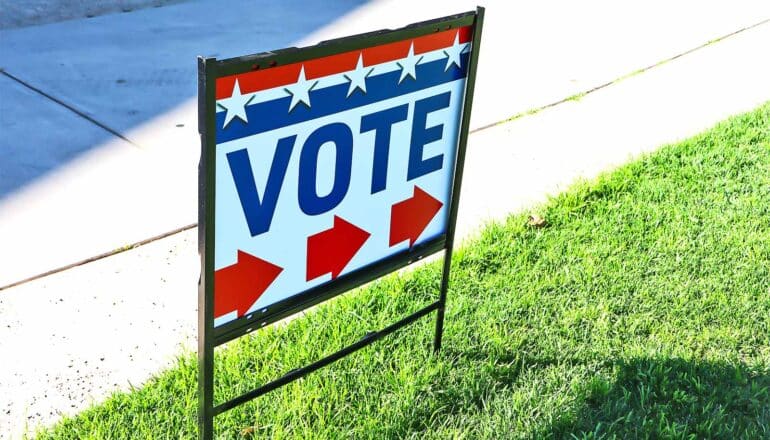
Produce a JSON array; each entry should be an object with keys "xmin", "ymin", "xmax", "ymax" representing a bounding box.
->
[{"xmin": 35, "ymin": 102, "xmax": 770, "ymax": 439}]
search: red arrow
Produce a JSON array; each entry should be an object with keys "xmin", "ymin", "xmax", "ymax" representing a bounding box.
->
[
  {"xmin": 307, "ymin": 215, "xmax": 371, "ymax": 281},
  {"xmin": 390, "ymin": 186, "xmax": 443, "ymax": 248},
  {"xmin": 214, "ymin": 250, "xmax": 283, "ymax": 319}
]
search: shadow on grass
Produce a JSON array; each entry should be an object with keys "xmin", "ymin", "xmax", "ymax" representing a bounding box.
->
[
  {"xmin": 423, "ymin": 348, "xmax": 770, "ymax": 439},
  {"xmin": 550, "ymin": 357, "xmax": 770, "ymax": 439}
]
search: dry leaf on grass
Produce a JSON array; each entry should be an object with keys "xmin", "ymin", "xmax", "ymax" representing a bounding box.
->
[{"xmin": 527, "ymin": 214, "xmax": 547, "ymax": 228}]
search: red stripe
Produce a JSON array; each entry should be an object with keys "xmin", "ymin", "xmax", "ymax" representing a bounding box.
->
[
  {"xmin": 216, "ymin": 26, "xmax": 472, "ymax": 100},
  {"xmin": 363, "ymin": 39, "xmax": 411, "ymax": 67},
  {"xmin": 306, "ymin": 51, "xmax": 360, "ymax": 79},
  {"xmin": 217, "ymin": 64, "xmax": 302, "ymax": 101},
  {"xmin": 414, "ymin": 26, "xmax": 472, "ymax": 54}
]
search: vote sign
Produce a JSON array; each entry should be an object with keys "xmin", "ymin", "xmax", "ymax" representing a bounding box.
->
[{"xmin": 200, "ymin": 16, "xmax": 479, "ymax": 340}]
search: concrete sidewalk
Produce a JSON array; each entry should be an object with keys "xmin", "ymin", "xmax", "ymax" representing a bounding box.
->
[
  {"xmin": 1, "ymin": 0, "xmax": 767, "ymax": 288},
  {"xmin": 1, "ymin": 0, "xmax": 769, "ymax": 437}
]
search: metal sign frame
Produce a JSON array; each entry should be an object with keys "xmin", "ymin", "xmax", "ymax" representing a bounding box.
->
[{"xmin": 197, "ymin": 7, "xmax": 484, "ymax": 439}]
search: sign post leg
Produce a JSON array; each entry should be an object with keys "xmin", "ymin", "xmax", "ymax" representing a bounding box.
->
[
  {"xmin": 433, "ymin": 248, "xmax": 453, "ymax": 353},
  {"xmin": 198, "ymin": 54, "xmax": 216, "ymax": 440},
  {"xmin": 433, "ymin": 5, "xmax": 485, "ymax": 354},
  {"xmin": 198, "ymin": 338, "xmax": 214, "ymax": 440}
]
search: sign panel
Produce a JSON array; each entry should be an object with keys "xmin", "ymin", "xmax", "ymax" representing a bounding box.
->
[
  {"xmin": 209, "ymin": 24, "xmax": 474, "ymax": 331},
  {"xmin": 198, "ymin": 9, "xmax": 484, "ymax": 439}
]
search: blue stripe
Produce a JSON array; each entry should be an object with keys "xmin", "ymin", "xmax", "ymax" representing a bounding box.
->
[{"xmin": 216, "ymin": 52, "xmax": 470, "ymax": 144}]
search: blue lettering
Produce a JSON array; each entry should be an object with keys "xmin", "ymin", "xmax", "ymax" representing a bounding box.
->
[
  {"xmin": 298, "ymin": 123, "xmax": 353, "ymax": 215},
  {"xmin": 408, "ymin": 92, "xmax": 450, "ymax": 181},
  {"xmin": 226, "ymin": 135, "xmax": 296, "ymax": 237},
  {"xmin": 360, "ymin": 104, "xmax": 408, "ymax": 194}
]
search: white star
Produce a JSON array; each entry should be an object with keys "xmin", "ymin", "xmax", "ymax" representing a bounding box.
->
[
  {"xmin": 344, "ymin": 53, "xmax": 373, "ymax": 97},
  {"xmin": 285, "ymin": 66, "xmax": 318, "ymax": 112},
  {"xmin": 217, "ymin": 79, "xmax": 253, "ymax": 128},
  {"xmin": 443, "ymin": 31, "xmax": 469, "ymax": 72},
  {"xmin": 397, "ymin": 42, "xmax": 423, "ymax": 84}
]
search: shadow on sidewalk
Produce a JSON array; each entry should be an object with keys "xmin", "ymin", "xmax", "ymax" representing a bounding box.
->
[{"xmin": 0, "ymin": 0, "xmax": 369, "ymax": 200}]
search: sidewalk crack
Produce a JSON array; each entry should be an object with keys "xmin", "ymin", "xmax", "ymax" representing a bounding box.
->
[{"xmin": 0, "ymin": 69, "xmax": 141, "ymax": 148}]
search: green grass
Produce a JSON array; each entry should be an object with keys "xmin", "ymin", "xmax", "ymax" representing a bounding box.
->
[{"xmin": 35, "ymin": 103, "xmax": 770, "ymax": 439}]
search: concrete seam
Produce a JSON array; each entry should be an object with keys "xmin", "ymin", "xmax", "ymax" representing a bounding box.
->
[
  {"xmin": 470, "ymin": 17, "xmax": 770, "ymax": 134},
  {"xmin": 0, "ymin": 223, "xmax": 197, "ymax": 292}
]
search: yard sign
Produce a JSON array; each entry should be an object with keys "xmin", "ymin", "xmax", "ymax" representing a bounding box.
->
[{"xmin": 198, "ymin": 7, "xmax": 483, "ymax": 438}]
